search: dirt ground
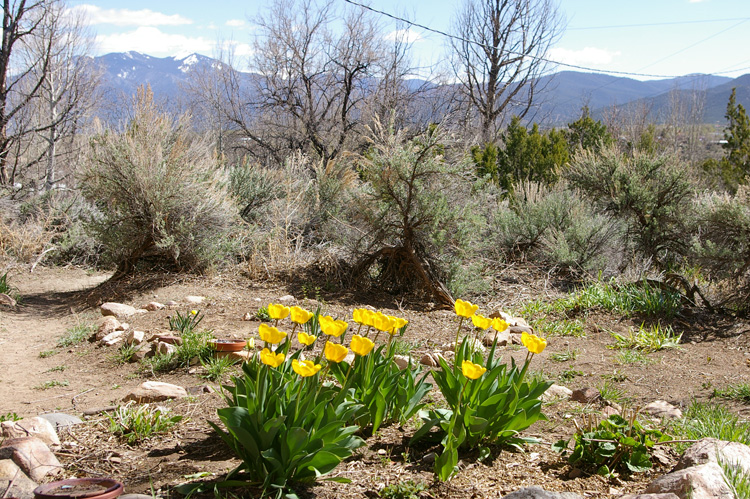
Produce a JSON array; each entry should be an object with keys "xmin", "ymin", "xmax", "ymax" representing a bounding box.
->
[{"xmin": 2, "ymin": 266, "xmax": 750, "ymax": 498}]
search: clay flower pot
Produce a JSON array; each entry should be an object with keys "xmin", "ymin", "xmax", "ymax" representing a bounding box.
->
[
  {"xmin": 34, "ymin": 478, "xmax": 124, "ymax": 499},
  {"xmin": 210, "ymin": 339, "xmax": 247, "ymax": 352}
]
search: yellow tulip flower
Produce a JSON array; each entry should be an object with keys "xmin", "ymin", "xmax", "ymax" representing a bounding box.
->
[
  {"xmin": 471, "ymin": 314, "xmax": 492, "ymax": 330},
  {"xmin": 521, "ymin": 332, "xmax": 547, "ymax": 354},
  {"xmin": 387, "ymin": 316, "xmax": 408, "ymax": 335},
  {"xmin": 461, "ymin": 360, "xmax": 487, "ymax": 380},
  {"xmin": 454, "ymin": 299, "xmax": 479, "ymax": 318},
  {"xmin": 319, "ymin": 315, "xmax": 348, "ymax": 337},
  {"xmin": 352, "ymin": 308, "xmax": 372, "ymax": 325},
  {"xmin": 297, "ymin": 331, "xmax": 317, "ymax": 346},
  {"xmin": 258, "ymin": 323, "xmax": 287, "ymax": 344},
  {"xmin": 324, "ymin": 341, "xmax": 349, "ymax": 363},
  {"xmin": 290, "ymin": 306, "xmax": 314, "ymax": 325},
  {"xmin": 372, "ymin": 312, "xmax": 395, "ymax": 332},
  {"xmin": 190, "ymin": 310, "xmax": 198, "ymax": 315},
  {"xmin": 492, "ymin": 317, "xmax": 509, "ymax": 332},
  {"xmin": 350, "ymin": 334, "xmax": 375, "ymax": 356},
  {"xmin": 292, "ymin": 359, "xmax": 322, "ymax": 377},
  {"xmin": 268, "ymin": 303, "xmax": 291, "ymax": 320},
  {"xmin": 260, "ymin": 348, "xmax": 285, "ymax": 368}
]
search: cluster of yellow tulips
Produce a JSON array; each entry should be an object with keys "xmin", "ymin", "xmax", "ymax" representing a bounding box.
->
[
  {"xmin": 254, "ymin": 303, "xmax": 409, "ymax": 377},
  {"xmin": 453, "ymin": 298, "xmax": 547, "ymax": 380}
]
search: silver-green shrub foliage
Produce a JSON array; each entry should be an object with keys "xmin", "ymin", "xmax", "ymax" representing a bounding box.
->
[{"xmin": 80, "ymin": 87, "xmax": 235, "ymax": 274}]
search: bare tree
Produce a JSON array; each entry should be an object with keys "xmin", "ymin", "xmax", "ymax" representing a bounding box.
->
[{"xmin": 450, "ymin": 0, "xmax": 563, "ymax": 142}]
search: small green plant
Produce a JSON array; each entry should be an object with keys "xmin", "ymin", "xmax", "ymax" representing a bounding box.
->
[
  {"xmin": 554, "ymin": 412, "xmax": 671, "ymax": 476},
  {"xmin": 0, "ymin": 272, "xmax": 19, "ymax": 301},
  {"xmin": 380, "ymin": 479, "xmax": 427, "ymax": 499},
  {"xmin": 200, "ymin": 355, "xmax": 239, "ymax": 382},
  {"xmin": 111, "ymin": 343, "xmax": 139, "ymax": 365},
  {"xmin": 0, "ymin": 412, "xmax": 21, "ymax": 422},
  {"xmin": 615, "ymin": 349, "xmax": 651, "ymax": 365},
  {"xmin": 550, "ymin": 348, "xmax": 578, "ymax": 362},
  {"xmin": 141, "ymin": 352, "xmax": 176, "ymax": 374},
  {"xmin": 535, "ymin": 317, "xmax": 586, "ymax": 337},
  {"xmin": 45, "ymin": 365, "xmax": 67, "ymax": 372},
  {"xmin": 168, "ymin": 310, "xmax": 203, "ymax": 334},
  {"xmin": 34, "ymin": 380, "xmax": 69, "ymax": 390},
  {"xmin": 719, "ymin": 454, "xmax": 750, "ymax": 499},
  {"xmin": 713, "ymin": 383, "xmax": 750, "ymax": 403},
  {"xmin": 390, "ymin": 339, "xmax": 422, "ymax": 356},
  {"xmin": 598, "ymin": 380, "xmax": 627, "ymax": 405},
  {"xmin": 255, "ymin": 306, "xmax": 271, "ymax": 322},
  {"xmin": 57, "ymin": 323, "xmax": 94, "ymax": 348},
  {"xmin": 609, "ymin": 323, "xmax": 681, "ymax": 353},
  {"xmin": 557, "ymin": 279, "xmax": 682, "ymax": 318},
  {"xmin": 108, "ymin": 402, "xmax": 183, "ymax": 444},
  {"xmin": 38, "ymin": 350, "xmax": 57, "ymax": 358},
  {"xmin": 668, "ymin": 401, "xmax": 750, "ymax": 451},
  {"xmin": 559, "ymin": 369, "xmax": 584, "ymax": 382}
]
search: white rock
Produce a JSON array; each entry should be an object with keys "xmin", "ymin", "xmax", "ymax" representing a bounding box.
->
[
  {"xmin": 278, "ymin": 295, "xmax": 295, "ymax": 303},
  {"xmin": 122, "ymin": 381, "xmax": 188, "ymax": 403},
  {"xmin": 100, "ymin": 330, "xmax": 125, "ymax": 346},
  {"xmin": 126, "ymin": 330, "xmax": 146, "ymax": 345},
  {"xmin": 1, "ymin": 417, "xmax": 60, "ymax": 447},
  {"xmin": 100, "ymin": 302, "xmax": 137, "ymax": 318},
  {"xmin": 185, "ymin": 295, "xmax": 205, "ymax": 304},
  {"xmin": 95, "ymin": 316, "xmax": 121, "ymax": 341},
  {"xmin": 116, "ymin": 322, "xmax": 129, "ymax": 331},
  {"xmin": 393, "ymin": 355, "xmax": 412, "ymax": 370},
  {"xmin": 645, "ymin": 462, "xmax": 733, "ymax": 499},
  {"xmin": 0, "ymin": 459, "xmax": 37, "ymax": 498},
  {"xmin": 677, "ymin": 438, "xmax": 750, "ymax": 475},
  {"xmin": 542, "ymin": 384, "xmax": 573, "ymax": 402},
  {"xmin": 157, "ymin": 342, "xmax": 177, "ymax": 356},
  {"xmin": 144, "ymin": 301, "xmax": 165, "ymax": 311},
  {"xmin": 0, "ymin": 436, "xmax": 62, "ymax": 481},
  {"xmin": 643, "ymin": 400, "xmax": 682, "ymax": 419}
]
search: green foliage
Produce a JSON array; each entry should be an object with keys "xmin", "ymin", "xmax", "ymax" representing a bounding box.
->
[
  {"xmin": 229, "ymin": 162, "xmax": 283, "ymax": 222},
  {"xmin": 609, "ymin": 323, "xmax": 682, "ymax": 353},
  {"xmin": 615, "ymin": 349, "xmax": 651, "ymax": 365},
  {"xmin": 110, "ymin": 343, "xmax": 138, "ymax": 364},
  {"xmin": 558, "ymin": 369, "xmax": 584, "ymax": 382},
  {"xmin": 0, "ymin": 272, "xmax": 19, "ymax": 301},
  {"xmin": 554, "ymin": 413, "xmax": 670, "ymax": 476},
  {"xmin": 533, "ymin": 317, "xmax": 586, "ymax": 338},
  {"xmin": 550, "ymin": 348, "xmax": 578, "ymax": 362},
  {"xmin": 412, "ymin": 337, "xmax": 551, "ymax": 481},
  {"xmin": 597, "ymin": 380, "xmax": 627, "ymax": 405},
  {"xmin": 34, "ymin": 380, "xmax": 69, "ymax": 390},
  {"xmin": 108, "ymin": 402, "xmax": 183, "ymax": 444},
  {"xmin": 713, "ymin": 383, "xmax": 750, "ymax": 403},
  {"xmin": 558, "ymin": 279, "xmax": 682, "ymax": 318},
  {"xmin": 200, "ymin": 355, "xmax": 240, "ymax": 382},
  {"xmin": 141, "ymin": 352, "xmax": 176, "ymax": 374},
  {"xmin": 169, "ymin": 310, "xmax": 204, "ymax": 335},
  {"xmin": 705, "ymin": 88, "xmax": 750, "ymax": 191},
  {"xmin": 255, "ymin": 306, "xmax": 271, "ymax": 322},
  {"xmin": 211, "ymin": 355, "xmax": 365, "ymax": 496},
  {"xmin": 0, "ymin": 412, "xmax": 21, "ymax": 422},
  {"xmin": 380, "ymin": 480, "xmax": 427, "ymax": 499},
  {"xmin": 567, "ymin": 146, "xmax": 694, "ymax": 268},
  {"xmin": 719, "ymin": 454, "xmax": 750, "ymax": 499},
  {"xmin": 668, "ymin": 401, "xmax": 750, "ymax": 451},
  {"xmin": 57, "ymin": 323, "xmax": 94, "ymax": 348},
  {"xmin": 80, "ymin": 86, "xmax": 235, "ymax": 275},
  {"xmin": 566, "ymin": 106, "xmax": 614, "ymax": 154},
  {"xmin": 38, "ymin": 350, "xmax": 57, "ymax": 358}
]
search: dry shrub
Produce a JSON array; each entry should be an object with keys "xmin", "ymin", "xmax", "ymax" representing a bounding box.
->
[{"xmin": 0, "ymin": 216, "xmax": 54, "ymax": 265}]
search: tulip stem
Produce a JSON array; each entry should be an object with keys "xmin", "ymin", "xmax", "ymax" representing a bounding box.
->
[{"xmin": 454, "ymin": 317, "xmax": 465, "ymax": 356}]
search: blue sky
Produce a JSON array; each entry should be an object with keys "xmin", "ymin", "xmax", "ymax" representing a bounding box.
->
[{"xmin": 67, "ymin": 0, "xmax": 750, "ymax": 80}]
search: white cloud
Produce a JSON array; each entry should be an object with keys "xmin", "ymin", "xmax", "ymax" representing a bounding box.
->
[
  {"xmin": 226, "ymin": 19, "xmax": 246, "ymax": 27},
  {"xmin": 96, "ymin": 27, "xmax": 212, "ymax": 57},
  {"xmin": 71, "ymin": 4, "xmax": 192, "ymax": 26},
  {"xmin": 547, "ymin": 47, "xmax": 621, "ymax": 66},
  {"xmin": 384, "ymin": 28, "xmax": 423, "ymax": 44}
]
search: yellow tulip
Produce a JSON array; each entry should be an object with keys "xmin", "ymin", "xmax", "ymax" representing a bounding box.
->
[
  {"xmin": 521, "ymin": 332, "xmax": 547, "ymax": 354},
  {"xmin": 353, "ymin": 308, "xmax": 375, "ymax": 326},
  {"xmin": 461, "ymin": 360, "xmax": 487, "ymax": 380},
  {"xmin": 492, "ymin": 317, "xmax": 509, "ymax": 332},
  {"xmin": 258, "ymin": 323, "xmax": 287, "ymax": 344},
  {"xmin": 268, "ymin": 303, "xmax": 291, "ymax": 320},
  {"xmin": 388, "ymin": 316, "xmax": 408, "ymax": 335},
  {"xmin": 260, "ymin": 348, "xmax": 285, "ymax": 368},
  {"xmin": 319, "ymin": 315, "xmax": 348, "ymax": 337},
  {"xmin": 297, "ymin": 331, "xmax": 317, "ymax": 346},
  {"xmin": 372, "ymin": 312, "xmax": 395, "ymax": 332},
  {"xmin": 292, "ymin": 359, "xmax": 322, "ymax": 377},
  {"xmin": 324, "ymin": 341, "xmax": 349, "ymax": 363},
  {"xmin": 471, "ymin": 314, "xmax": 492, "ymax": 330},
  {"xmin": 190, "ymin": 310, "xmax": 198, "ymax": 315},
  {"xmin": 350, "ymin": 334, "xmax": 375, "ymax": 356},
  {"xmin": 454, "ymin": 299, "xmax": 479, "ymax": 318},
  {"xmin": 290, "ymin": 306, "xmax": 314, "ymax": 325}
]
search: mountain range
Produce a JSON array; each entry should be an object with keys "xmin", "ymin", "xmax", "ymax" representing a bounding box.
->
[{"xmin": 95, "ymin": 51, "xmax": 748, "ymax": 127}]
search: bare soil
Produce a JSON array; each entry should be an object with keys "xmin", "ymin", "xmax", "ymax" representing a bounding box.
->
[{"xmin": 2, "ymin": 266, "xmax": 750, "ymax": 498}]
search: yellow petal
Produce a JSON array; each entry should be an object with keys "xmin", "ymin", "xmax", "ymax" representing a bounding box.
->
[
  {"xmin": 260, "ymin": 348, "xmax": 285, "ymax": 368},
  {"xmin": 290, "ymin": 306, "xmax": 313, "ymax": 324},
  {"xmin": 350, "ymin": 334, "xmax": 375, "ymax": 356},
  {"xmin": 268, "ymin": 303, "xmax": 291, "ymax": 320},
  {"xmin": 292, "ymin": 359, "xmax": 322, "ymax": 377},
  {"xmin": 521, "ymin": 332, "xmax": 547, "ymax": 354},
  {"xmin": 471, "ymin": 314, "xmax": 492, "ymax": 330},
  {"xmin": 259, "ymin": 323, "xmax": 287, "ymax": 344},
  {"xmin": 297, "ymin": 331, "xmax": 317, "ymax": 346},
  {"xmin": 324, "ymin": 341, "xmax": 349, "ymax": 363},
  {"xmin": 455, "ymin": 299, "xmax": 479, "ymax": 318},
  {"xmin": 491, "ymin": 318, "xmax": 509, "ymax": 332},
  {"xmin": 461, "ymin": 360, "xmax": 487, "ymax": 380}
]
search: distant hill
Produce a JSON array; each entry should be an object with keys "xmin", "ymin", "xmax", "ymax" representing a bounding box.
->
[{"xmin": 93, "ymin": 51, "xmax": 749, "ymax": 127}]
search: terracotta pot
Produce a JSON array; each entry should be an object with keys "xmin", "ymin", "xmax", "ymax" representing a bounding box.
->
[
  {"xmin": 34, "ymin": 478, "xmax": 124, "ymax": 499},
  {"xmin": 210, "ymin": 339, "xmax": 247, "ymax": 352}
]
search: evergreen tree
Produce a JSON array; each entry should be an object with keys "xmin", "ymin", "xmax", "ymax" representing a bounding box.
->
[{"xmin": 566, "ymin": 106, "xmax": 613, "ymax": 154}]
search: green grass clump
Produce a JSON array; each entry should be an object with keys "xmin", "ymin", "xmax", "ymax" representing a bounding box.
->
[
  {"xmin": 609, "ymin": 323, "xmax": 681, "ymax": 353},
  {"xmin": 558, "ymin": 369, "xmax": 584, "ymax": 382},
  {"xmin": 713, "ymin": 383, "xmax": 750, "ymax": 403},
  {"xmin": 614, "ymin": 349, "xmax": 651, "ymax": 365},
  {"xmin": 550, "ymin": 348, "xmax": 578, "ymax": 362},
  {"xmin": 200, "ymin": 355, "xmax": 239, "ymax": 381},
  {"xmin": 535, "ymin": 317, "xmax": 586, "ymax": 337},
  {"xmin": 108, "ymin": 403, "xmax": 183, "ymax": 444},
  {"xmin": 380, "ymin": 480, "xmax": 427, "ymax": 499},
  {"xmin": 57, "ymin": 323, "xmax": 94, "ymax": 348},
  {"xmin": 39, "ymin": 350, "xmax": 57, "ymax": 358},
  {"xmin": 719, "ymin": 456, "xmax": 750, "ymax": 499},
  {"xmin": 669, "ymin": 401, "xmax": 750, "ymax": 452},
  {"xmin": 557, "ymin": 279, "xmax": 682, "ymax": 318},
  {"xmin": 34, "ymin": 380, "xmax": 69, "ymax": 390}
]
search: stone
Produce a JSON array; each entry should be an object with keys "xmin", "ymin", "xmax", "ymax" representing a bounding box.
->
[
  {"xmin": 1, "ymin": 417, "xmax": 60, "ymax": 447},
  {"xmin": 541, "ymin": 384, "xmax": 573, "ymax": 401},
  {"xmin": 95, "ymin": 316, "xmax": 121, "ymax": 341},
  {"xmin": 0, "ymin": 293, "xmax": 17, "ymax": 307},
  {"xmin": 37, "ymin": 413, "xmax": 82, "ymax": 431},
  {"xmin": 165, "ymin": 300, "xmax": 179, "ymax": 307},
  {"xmin": 510, "ymin": 333, "xmax": 524, "ymax": 345},
  {"xmin": 508, "ymin": 325, "xmax": 534, "ymax": 335},
  {"xmin": 601, "ymin": 405, "xmax": 620, "ymax": 417},
  {"xmin": 154, "ymin": 335, "xmax": 183, "ymax": 346},
  {"xmin": 214, "ymin": 350, "xmax": 253, "ymax": 362},
  {"xmin": 131, "ymin": 348, "xmax": 148, "ymax": 362},
  {"xmin": 242, "ymin": 312, "xmax": 253, "ymax": 321},
  {"xmin": 620, "ymin": 495, "xmax": 680, "ymax": 499},
  {"xmin": 144, "ymin": 301, "xmax": 165, "ymax": 311},
  {"xmin": 100, "ymin": 302, "xmax": 137, "ymax": 318},
  {"xmin": 0, "ymin": 437, "xmax": 62, "ymax": 482},
  {"xmin": 122, "ymin": 381, "xmax": 188, "ymax": 403},
  {"xmin": 645, "ymin": 462, "xmax": 733, "ymax": 499},
  {"xmin": 677, "ymin": 438, "xmax": 750, "ymax": 474},
  {"xmin": 185, "ymin": 295, "xmax": 205, "ymax": 304},
  {"xmin": 0, "ymin": 459, "xmax": 37, "ymax": 499},
  {"xmin": 278, "ymin": 295, "xmax": 295, "ymax": 303},
  {"xmin": 157, "ymin": 342, "xmax": 177, "ymax": 356},
  {"xmin": 489, "ymin": 310, "xmax": 512, "ymax": 322},
  {"xmin": 420, "ymin": 353, "xmax": 439, "ymax": 367},
  {"xmin": 126, "ymin": 330, "xmax": 146, "ymax": 345},
  {"xmin": 643, "ymin": 400, "xmax": 682, "ymax": 419},
  {"xmin": 393, "ymin": 355, "xmax": 412, "ymax": 370},
  {"xmin": 502, "ymin": 486, "xmax": 583, "ymax": 499},
  {"xmin": 483, "ymin": 328, "xmax": 510, "ymax": 346},
  {"xmin": 100, "ymin": 330, "xmax": 125, "ymax": 346},
  {"xmin": 571, "ymin": 387, "xmax": 600, "ymax": 403},
  {"xmin": 117, "ymin": 322, "xmax": 129, "ymax": 331}
]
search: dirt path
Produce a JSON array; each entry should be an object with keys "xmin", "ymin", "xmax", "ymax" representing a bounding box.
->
[{"xmin": 0, "ymin": 267, "xmax": 110, "ymax": 416}]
